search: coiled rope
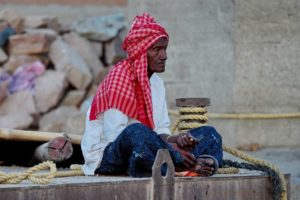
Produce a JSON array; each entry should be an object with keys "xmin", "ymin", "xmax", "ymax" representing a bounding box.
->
[
  {"xmin": 0, "ymin": 162, "xmax": 83, "ymax": 184},
  {"xmin": 171, "ymin": 106, "xmax": 287, "ymax": 200}
]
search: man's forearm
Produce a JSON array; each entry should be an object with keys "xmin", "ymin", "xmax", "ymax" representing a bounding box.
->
[{"xmin": 158, "ymin": 133, "xmax": 170, "ymax": 142}]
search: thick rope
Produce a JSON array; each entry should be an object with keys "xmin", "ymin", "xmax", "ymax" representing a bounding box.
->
[
  {"xmin": 0, "ymin": 162, "xmax": 84, "ymax": 184},
  {"xmin": 0, "ymin": 161, "xmax": 57, "ymax": 184},
  {"xmin": 171, "ymin": 107, "xmax": 287, "ymax": 200},
  {"xmin": 169, "ymin": 109, "xmax": 300, "ymax": 120},
  {"xmin": 223, "ymin": 146, "xmax": 287, "ymax": 200}
]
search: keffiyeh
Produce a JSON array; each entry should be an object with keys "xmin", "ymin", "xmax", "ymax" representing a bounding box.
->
[{"xmin": 89, "ymin": 13, "xmax": 168, "ymax": 129}]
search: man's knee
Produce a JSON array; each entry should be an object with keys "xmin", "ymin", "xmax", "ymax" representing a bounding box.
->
[
  {"xmin": 122, "ymin": 123, "xmax": 153, "ymax": 138},
  {"xmin": 192, "ymin": 126, "xmax": 222, "ymax": 142}
]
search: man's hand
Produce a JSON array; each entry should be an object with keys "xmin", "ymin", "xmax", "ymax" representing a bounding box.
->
[
  {"xmin": 168, "ymin": 143, "xmax": 196, "ymax": 169},
  {"xmin": 167, "ymin": 132, "xmax": 199, "ymax": 151}
]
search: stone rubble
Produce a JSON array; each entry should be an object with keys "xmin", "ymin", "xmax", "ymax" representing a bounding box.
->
[{"xmin": 0, "ymin": 9, "xmax": 127, "ymax": 132}]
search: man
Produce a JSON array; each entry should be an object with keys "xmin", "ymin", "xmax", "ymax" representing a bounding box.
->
[{"xmin": 81, "ymin": 13, "xmax": 223, "ymax": 177}]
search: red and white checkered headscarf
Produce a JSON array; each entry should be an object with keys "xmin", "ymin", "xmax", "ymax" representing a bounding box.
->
[{"xmin": 89, "ymin": 13, "xmax": 168, "ymax": 129}]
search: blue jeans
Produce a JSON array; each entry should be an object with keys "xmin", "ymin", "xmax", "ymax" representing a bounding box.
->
[{"xmin": 95, "ymin": 123, "xmax": 223, "ymax": 177}]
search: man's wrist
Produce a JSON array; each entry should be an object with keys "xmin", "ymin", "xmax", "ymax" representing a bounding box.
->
[{"xmin": 158, "ymin": 134, "xmax": 170, "ymax": 142}]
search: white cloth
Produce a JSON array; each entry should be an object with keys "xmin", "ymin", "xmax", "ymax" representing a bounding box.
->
[{"xmin": 81, "ymin": 74, "xmax": 171, "ymax": 175}]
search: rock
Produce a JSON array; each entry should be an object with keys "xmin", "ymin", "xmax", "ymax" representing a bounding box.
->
[
  {"xmin": 0, "ymin": 48, "xmax": 7, "ymax": 64},
  {"xmin": 61, "ymin": 90, "xmax": 86, "ymax": 107},
  {"xmin": 90, "ymin": 41, "xmax": 103, "ymax": 58},
  {"xmin": 9, "ymin": 33, "xmax": 52, "ymax": 55},
  {"xmin": 71, "ymin": 13, "xmax": 127, "ymax": 42},
  {"xmin": 3, "ymin": 54, "xmax": 41, "ymax": 73},
  {"xmin": 0, "ymin": 9, "xmax": 24, "ymax": 34},
  {"xmin": 0, "ymin": 90, "xmax": 37, "ymax": 115},
  {"xmin": 25, "ymin": 28, "xmax": 58, "ymax": 42},
  {"xmin": 49, "ymin": 38, "xmax": 92, "ymax": 90},
  {"xmin": 63, "ymin": 32, "xmax": 105, "ymax": 82},
  {"xmin": 0, "ymin": 72, "xmax": 9, "ymax": 104},
  {"xmin": 34, "ymin": 70, "xmax": 68, "ymax": 113},
  {"xmin": 104, "ymin": 32, "xmax": 126, "ymax": 65},
  {"xmin": 94, "ymin": 65, "xmax": 112, "ymax": 85},
  {"xmin": 86, "ymin": 83, "xmax": 98, "ymax": 98},
  {"xmin": 62, "ymin": 113, "xmax": 86, "ymax": 135},
  {"xmin": 24, "ymin": 15, "xmax": 61, "ymax": 31},
  {"xmin": 39, "ymin": 106, "xmax": 80, "ymax": 132},
  {"xmin": 80, "ymin": 96, "xmax": 93, "ymax": 114},
  {"xmin": 0, "ymin": 112, "xmax": 33, "ymax": 129}
]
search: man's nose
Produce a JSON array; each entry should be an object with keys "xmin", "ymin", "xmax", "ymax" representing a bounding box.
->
[{"xmin": 159, "ymin": 50, "xmax": 167, "ymax": 60}]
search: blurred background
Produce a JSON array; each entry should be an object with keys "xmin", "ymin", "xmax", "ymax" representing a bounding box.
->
[
  {"xmin": 0, "ymin": 0, "xmax": 299, "ymax": 198},
  {"xmin": 0, "ymin": 0, "xmax": 300, "ymax": 147}
]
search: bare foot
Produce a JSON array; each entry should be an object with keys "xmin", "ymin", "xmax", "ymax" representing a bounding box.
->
[{"xmin": 194, "ymin": 158, "xmax": 215, "ymax": 176}]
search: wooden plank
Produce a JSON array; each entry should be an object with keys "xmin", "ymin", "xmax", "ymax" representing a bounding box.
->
[
  {"xmin": 176, "ymin": 98, "xmax": 210, "ymax": 107},
  {"xmin": 0, "ymin": 128, "xmax": 82, "ymax": 145},
  {"xmin": 151, "ymin": 149, "xmax": 175, "ymax": 200},
  {"xmin": 0, "ymin": 173, "xmax": 290, "ymax": 200},
  {"xmin": 174, "ymin": 174, "xmax": 290, "ymax": 200}
]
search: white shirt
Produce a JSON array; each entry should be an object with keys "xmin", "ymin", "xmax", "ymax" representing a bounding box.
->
[{"xmin": 81, "ymin": 74, "xmax": 171, "ymax": 175}]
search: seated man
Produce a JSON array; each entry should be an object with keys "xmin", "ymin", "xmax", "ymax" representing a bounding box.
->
[{"xmin": 81, "ymin": 13, "xmax": 223, "ymax": 177}]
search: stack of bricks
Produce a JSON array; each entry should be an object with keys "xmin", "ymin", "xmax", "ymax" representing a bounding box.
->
[{"xmin": 0, "ymin": 9, "xmax": 127, "ymax": 135}]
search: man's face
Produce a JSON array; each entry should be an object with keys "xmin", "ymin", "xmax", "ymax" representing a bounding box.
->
[{"xmin": 147, "ymin": 37, "xmax": 168, "ymax": 77}]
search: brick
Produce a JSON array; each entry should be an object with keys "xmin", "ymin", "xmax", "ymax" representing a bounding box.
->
[{"xmin": 9, "ymin": 33, "xmax": 51, "ymax": 55}]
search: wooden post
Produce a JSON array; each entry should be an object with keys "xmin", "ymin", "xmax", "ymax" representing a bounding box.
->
[
  {"xmin": 176, "ymin": 97, "xmax": 210, "ymax": 107},
  {"xmin": 151, "ymin": 149, "xmax": 175, "ymax": 200},
  {"xmin": 34, "ymin": 136, "xmax": 73, "ymax": 163}
]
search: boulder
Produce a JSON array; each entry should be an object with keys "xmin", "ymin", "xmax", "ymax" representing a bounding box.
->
[
  {"xmin": 71, "ymin": 13, "xmax": 127, "ymax": 42},
  {"xmin": 39, "ymin": 106, "xmax": 80, "ymax": 132},
  {"xmin": 34, "ymin": 70, "xmax": 68, "ymax": 113},
  {"xmin": 0, "ymin": 112, "xmax": 33, "ymax": 129},
  {"xmin": 61, "ymin": 90, "xmax": 86, "ymax": 107},
  {"xmin": 0, "ymin": 90, "xmax": 37, "ymax": 115},
  {"xmin": 0, "ymin": 9, "xmax": 24, "ymax": 34},
  {"xmin": 62, "ymin": 113, "xmax": 86, "ymax": 135},
  {"xmin": 63, "ymin": 32, "xmax": 105, "ymax": 81},
  {"xmin": 104, "ymin": 28, "xmax": 126, "ymax": 65},
  {"xmin": 90, "ymin": 41, "xmax": 103, "ymax": 58},
  {"xmin": 24, "ymin": 15, "xmax": 61, "ymax": 31},
  {"xmin": 49, "ymin": 38, "xmax": 92, "ymax": 90},
  {"xmin": 0, "ymin": 48, "xmax": 7, "ymax": 64}
]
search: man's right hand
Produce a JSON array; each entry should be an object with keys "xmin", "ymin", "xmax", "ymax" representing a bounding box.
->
[
  {"xmin": 167, "ymin": 132, "xmax": 199, "ymax": 151},
  {"xmin": 168, "ymin": 142, "xmax": 196, "ymax": 169}
]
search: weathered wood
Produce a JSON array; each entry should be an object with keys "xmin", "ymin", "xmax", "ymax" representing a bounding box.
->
[
  {"xmin": 0, "ymin": 174, "xmax": 290, "ymax": 200},
  {"xmin": 151, "ymin": 149, "xmax": 175, "ymax": 200},
  {"xmin": 0, "ymin": 128, "xmax": 82, "ymax": 145},
  {"xmin": 176, "ymin": 98, "xmax": 210, "ymax": 107},
  {"xmin": 34, "ymin": 137, "xmax": 73, "ymax": 163}
]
